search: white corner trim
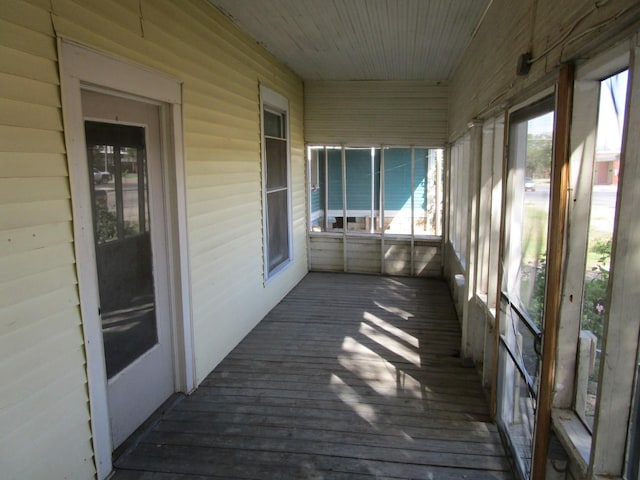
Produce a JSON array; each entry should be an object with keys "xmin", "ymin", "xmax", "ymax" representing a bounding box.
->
[{"xmin": 170, "ymin": 102, "xmax": 197, "ymax": 393}]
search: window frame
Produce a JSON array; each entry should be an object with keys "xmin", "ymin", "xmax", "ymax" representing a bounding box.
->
[
  {"xmin": 448, "ymin": 135, "xmax": 470, "ymax": 268},
  {"xmin": 306, "ymin": 144, "xmax": 443, "ymax": 239},
  {"xmin": 552, "ymin": 40, "xmax": 640, "ymax": 479},
  {"xmin": 495, "ymin": 93, "xmax": 556, "ymax": 480},
  {"xmin": 260, "ymin": 85, "xmax": 293, "ymax": 281},
  {"xmin": 588, "ymin": 39, "xmax": 640, "ymax": 480}
]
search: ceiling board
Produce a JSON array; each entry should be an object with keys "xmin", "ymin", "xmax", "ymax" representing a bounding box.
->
[{"xmin": 209, "ymin": 0, "xmax": 491, "ymax": 81}]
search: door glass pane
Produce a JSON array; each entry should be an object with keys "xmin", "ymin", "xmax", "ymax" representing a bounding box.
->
[
  {"xmin": 87, "ymin": 144, "xmax": 117, "ymax": 243},
  {"xmin": 86, "ymin": 122, "xmax": 158, "ymax": 378},
  {"xmin": 122, "ymin": 147, "xmax": 148, "ymax": 237},
  {"xmin": 578, "ymin": 69, "xmax": 628, "ymax": 428}
]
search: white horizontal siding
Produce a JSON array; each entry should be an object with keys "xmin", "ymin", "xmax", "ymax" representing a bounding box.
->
[
  {"xmin": 1, "ymin": 0, "xmax": 306, "ymax": 478},
  {"xmin": 51, "ymin": 0, "xmax": 307, "ymax": 377},
  {"xmin": 305, "ymin": 81, "xmax": 448, "ymax": 145},
  {"xmin": 60, "ymin": 0, "xmax": 305, "ymax": 370},
  {"xmin": 0, "ymin": 0, "xmax": 93, "ymax": 478}
]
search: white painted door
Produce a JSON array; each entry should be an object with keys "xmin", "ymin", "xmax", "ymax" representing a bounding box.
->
[{"xmin": 82, "ymin": 89, "xmax": 174, "ymax": 448}]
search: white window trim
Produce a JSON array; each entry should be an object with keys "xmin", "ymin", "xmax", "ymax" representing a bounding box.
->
[
  {"xmin": 553, "ymin": 38, "xmax": 636, "ymax": 480},
  {"xmin": 260, "ymin": 85, "xmax": 293, "ymax": 282},
  {"xmin": 588, "ymin": 37, "xmax": 640, "ymax": 480},
  {"xmin": 59, "ymin": 39, "xmax": 195, "ymax": 479},
  {"xmin": 449, "ymin": 133, "xmax": 471, "ymax": 269}
]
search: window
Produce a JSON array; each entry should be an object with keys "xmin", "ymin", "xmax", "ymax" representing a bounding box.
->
[
  {"xmin": 477, "ymin": 115, "xmax": 504, "ymax": 306},
  {"xmin": 308, "ymin": 145, "xmax": 443, "ymax": 236},
  {"xmin": 449, "ymin": 135, "xmax": 470, "ymax": 266},
  {"xmin": 575, "ymin": 69, "xmax": 628, "ymax": 429},
  {"xmin": 85, "ymin": 122, "xmax": 149, "ymax": 244},
  {"xmin": 498, "ymin": 97, "xmax": 555, "ymax": 479},
  {"xmin": 552, "ymin": 43, "xmax": 640, "ymax": 479},
  {"xmin": 261, "ymin": 86, "xmax": 291, "ymax": 279}
]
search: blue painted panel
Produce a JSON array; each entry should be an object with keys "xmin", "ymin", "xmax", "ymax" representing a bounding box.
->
[
  {"xmin": 384, "ymin": 148, "xmax": 412, "ymax": 210},
  {"xmin": 323, "ymin": 147, "xmax": 430, "ymax": 213},
  {"xmin": 346, "ymin": 149, "xmax": 380, "ymax": 211},
  {"xmin": 327, "ymin": 149, "xmax": 343, "ymax": 210}
]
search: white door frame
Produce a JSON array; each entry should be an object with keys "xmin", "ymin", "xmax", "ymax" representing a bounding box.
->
[{"xmin": 59, "ymin": 39, "xmax": 195, "ymax": 479}]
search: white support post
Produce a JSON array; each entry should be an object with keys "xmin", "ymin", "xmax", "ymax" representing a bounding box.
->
[
  {"xmin": 380, "ymin": 146, "xmax": 386, "ymax": 275},
  {"xmin": 461, "ymin": 122, "xmax": 483, "ymax": 362}
]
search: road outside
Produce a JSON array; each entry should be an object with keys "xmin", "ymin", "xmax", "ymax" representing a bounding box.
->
[{"xmin": 524, "ymin": 182, "xmax": 617, "ymax": 243}]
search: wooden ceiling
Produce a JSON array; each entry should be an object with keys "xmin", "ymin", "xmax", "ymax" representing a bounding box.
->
[{"xmin": 209, "ymin": 0, "xmax": 492, "ymax": 81}]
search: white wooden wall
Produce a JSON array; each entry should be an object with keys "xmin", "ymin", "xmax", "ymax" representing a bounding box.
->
[
  {"xmin": 309, "ymin": 235, "xmax": 441, "ymax": 278},
  {"xmin": 449, "ymin": 0, "xmax": 640, "ymax": 139},
  {"xmin": 305, "ymin": 81, "xmax": 448, "ymax": 146},
  {"xmin": 0, "ymin": 1, "xmax": 306, "ymax": 478},
  {"xmin": 446, "ymin": 1, "xmax": 640, "ymax": 478}
]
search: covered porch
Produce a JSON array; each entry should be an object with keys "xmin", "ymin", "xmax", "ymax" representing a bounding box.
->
[{"xmin": 113, "ymin": 273, "xmax": 513, "ymax": 479}]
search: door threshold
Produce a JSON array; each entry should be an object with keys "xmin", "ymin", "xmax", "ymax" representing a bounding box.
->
[{"xmin": 112, "ymin": 392, "xmax": 185, "ymax": 464}]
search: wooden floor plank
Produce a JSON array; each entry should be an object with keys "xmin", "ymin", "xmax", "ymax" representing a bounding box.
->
[
  {"xmin": 113, "ymin": 272, "xmax": 513, "ymax": 479},
  {"xmin": 192, "ymin": 386, "xmax": 491, "ymax": 414}
]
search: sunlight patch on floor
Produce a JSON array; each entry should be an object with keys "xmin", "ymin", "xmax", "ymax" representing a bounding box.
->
[
  {"xmin": 338, "ymin": 355, "xmax": 423, "ymax": 398},
  {"xmin": 358, "ymin": 323, "xmax": 421, "ymax": 366},
  {"xmin": 329, "ymin": 373, "xmax": 378, "ymax": 426},
  {"xmin": 362, "ymin": 311, "xmax": 419, "ymax": 347},
  {"xmin": 373, "ymin": 301, "xmax": 414, "ymax": 320}
]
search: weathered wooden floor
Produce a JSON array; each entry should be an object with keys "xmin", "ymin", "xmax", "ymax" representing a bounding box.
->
[{"xmin": 113, "ymin": 272, "xmax": 513, "ymax": 479}]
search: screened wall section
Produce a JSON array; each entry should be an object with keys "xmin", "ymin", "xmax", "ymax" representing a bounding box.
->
[
  {"xmin": 497, "ymin": 98, "xmax": 555, "ymax": 480},
  {"xmin": 308, "ymin": 145, "xmax": 443, "ymax": 276}
]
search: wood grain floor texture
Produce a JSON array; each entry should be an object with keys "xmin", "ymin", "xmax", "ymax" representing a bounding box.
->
[{"xmin": 114, "ymin": 272, "xmax": 513, "ymax": 479}]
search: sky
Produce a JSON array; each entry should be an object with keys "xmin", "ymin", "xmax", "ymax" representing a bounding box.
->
[{"xmin": 597, "ymin": 69, "xmax": 628, "ymax": 152}]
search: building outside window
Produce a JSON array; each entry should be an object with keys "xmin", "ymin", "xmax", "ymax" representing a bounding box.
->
[{"xmin": 308, "ymin": 145, "xmax": 442, "ymax": 237}]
